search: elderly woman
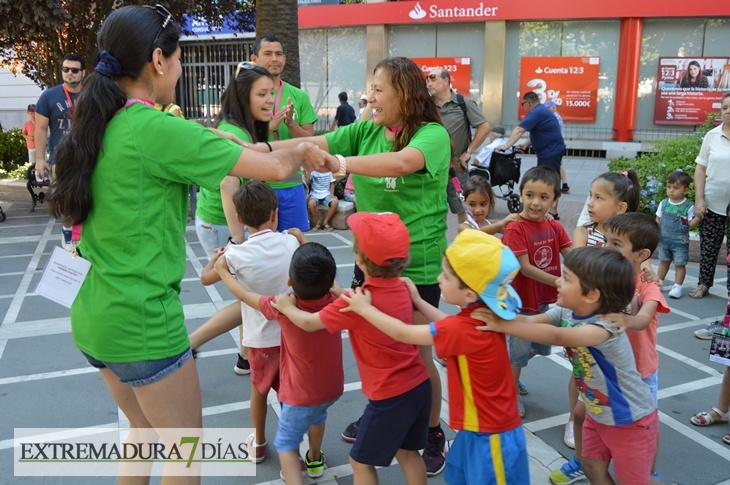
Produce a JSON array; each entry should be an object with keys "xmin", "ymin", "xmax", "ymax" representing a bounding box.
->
[{"xmin": 689, "ymin": 92, "xmax": 730, "ymax": 311}]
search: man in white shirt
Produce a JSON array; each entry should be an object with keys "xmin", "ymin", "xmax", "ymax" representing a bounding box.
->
[{"xmin": 471, "ymin": 125, "xmax": 511, "ymax": 171}]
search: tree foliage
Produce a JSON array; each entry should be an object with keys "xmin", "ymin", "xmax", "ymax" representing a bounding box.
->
[{"xmin": 0, "ymin": 0, "xmax": 255, "ymax": 89}]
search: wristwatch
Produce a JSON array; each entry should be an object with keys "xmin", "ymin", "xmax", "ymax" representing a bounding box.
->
[{"xmin": 466, "ymin": 148, "xmax": 473, "ymax": 155}]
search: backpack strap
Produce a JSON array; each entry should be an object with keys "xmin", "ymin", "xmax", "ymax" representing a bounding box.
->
[{"xmin": 456, "ymin": 94, "xmax": 472, "ymax": 143}]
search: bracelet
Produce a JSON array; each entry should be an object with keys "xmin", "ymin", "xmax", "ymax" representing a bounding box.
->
[
  {"xmin": 334, "ymin": 154, "xmax": 347, "ymax": 176},
  {"xmin": 264, "ymin": 141, "xmax": 272, "ymax": 152}
]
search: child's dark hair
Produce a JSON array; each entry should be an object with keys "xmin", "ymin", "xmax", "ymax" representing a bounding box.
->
[
  {"xmin": 594, "ymin": 170, "xmax": 641, "ymax": 213},
  {"xmin": 233, "ymin": 181, "xmax": 278, "ymax": 228},
  {"xmin": 666, "ymin": 170, "xmax": 692, "ymax": 189},
  {"xmin": 519, "ymin": 166, "xmax": 561, "ymax": 200},
  {"xmin": 604, "ymin": 213, "xmax": 660, "ymax": 255},
  {"xmin": 564, "ymin": 246, "xmax": 635, "ymax": 314},
  {"xmin": 463, "ymin": 176, "xmax": 495, "ymax": 209},
  {"xmin": 289, "ymin": 243, "xmax": 337, "ymax": 300},
  {"xmin": 352, "ymin": 235, "xmax": 410, "ymax": 278}
]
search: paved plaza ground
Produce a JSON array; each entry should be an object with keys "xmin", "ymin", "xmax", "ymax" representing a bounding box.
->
[{"xmin": 1, "ymin": 156, "xmax": 730, "ymax": 484}]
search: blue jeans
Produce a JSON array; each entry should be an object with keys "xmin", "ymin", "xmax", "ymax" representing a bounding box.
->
[{"xmin": 195, "ymin": 215, "xmax": 232, "ymax": 258}]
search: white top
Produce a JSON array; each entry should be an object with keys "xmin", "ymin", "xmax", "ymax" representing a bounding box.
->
[
  {"xmin": 655, "ymin": 198, "xmax": 695, "ymax": 220},
  {"xmin": 696, "ymin": 123, "xmax": 730, "ymax": 215},
  {"xmin": 224, "ymin": 230, "xmax": 300, "ymax": 348},
  {"xmin": 472, "ymin": 136, "xmax": 511, "ymax": 168},
  {"xmin": 310, "ymin": 171, "xmax": 334, "ymax": 199}
]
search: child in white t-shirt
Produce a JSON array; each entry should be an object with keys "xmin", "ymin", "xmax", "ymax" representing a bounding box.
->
[{"xmin": 307, "ymin": 170, "xmax": 339, "ymax": 231}]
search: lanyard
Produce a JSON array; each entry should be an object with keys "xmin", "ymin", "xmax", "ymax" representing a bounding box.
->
[
  {"xmin": 62, "ymin": 85, "xmax": 76, "ymax": 115},
  {"xmin": 270, "ymin": 80, "xmax": 284, "ymax": 141},
  {"xmin": 116, "ymin": 98, "xmax": 155, "ymax": 114}
]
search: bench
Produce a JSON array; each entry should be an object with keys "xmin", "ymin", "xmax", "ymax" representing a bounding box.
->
[{"xmin": 307, "ymin": 200, "xmax": 355, "ymax": 230}]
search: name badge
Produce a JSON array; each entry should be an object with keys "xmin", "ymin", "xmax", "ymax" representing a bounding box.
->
[{"xmin": 35, "ymin": 246, "xmax": 91, "ymax": 308}]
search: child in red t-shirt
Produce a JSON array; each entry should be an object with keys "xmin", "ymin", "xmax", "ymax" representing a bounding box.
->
[
  {"xmin": 272, "ymin": 212, "xmax": 430, "ymax": 485},
  {"xmin": 501, "ymin": 165, "xmax": 572, "ymax": 418},
  {"xmin": 340, "ymin": 230, "xmax": 529, "ymax": 485},
  {"xmin": 22, "ymin": 104, "xmax": 36, "ymax": 164},
  {"xmin": 215, "ymin": 242, "xmax": 343, "ymax": 484}
]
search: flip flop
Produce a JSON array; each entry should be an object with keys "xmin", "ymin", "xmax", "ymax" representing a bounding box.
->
[
  {"xmin": 690, "ymin": 407, "xmax": 729, "ymax": 426},
  {"xmin": 724, "ymin": 433, "xmax": 730, "ymax": 445},
  {"xmin": 323, "ymin": 223, "xmax": 334, "ymax": 232}
]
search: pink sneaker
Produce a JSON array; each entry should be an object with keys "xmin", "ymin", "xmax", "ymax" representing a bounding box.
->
[{"xmin": 246, "ymin": 434, "xmax": 267, "ymax": 463}]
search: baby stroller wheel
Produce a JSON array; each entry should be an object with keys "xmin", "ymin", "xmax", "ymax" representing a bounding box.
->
[{"xmin": 507, "ymin": 194, "xmax": 522, "ymax": 214}]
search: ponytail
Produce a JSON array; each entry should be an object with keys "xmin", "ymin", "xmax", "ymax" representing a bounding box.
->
[
  {"xmin": 48, "ymin": 6, "xmax": 180, "ymax": 223},
  {"xmin": 595, "ymin": 170, "xmax": 641, "ymax": 213}
]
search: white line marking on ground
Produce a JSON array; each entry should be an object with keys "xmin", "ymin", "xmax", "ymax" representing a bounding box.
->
[
  {"xmin": 2, "ymin": 218, "xmax": 55, "ymax": 326},
  {"xmin": 0, "ymin": 339, "xmax": 6, "ymax": 361},
  {"xmin": 657, "ymin": 319, "xmax": 716, "ymax": 333},
  {"xmin": 658, "ymin": 411, "xmax": 730, "ymax": 461},
  {"xmin": 656, "ymin": 344, "xmax": 721, "ymax": 376}
]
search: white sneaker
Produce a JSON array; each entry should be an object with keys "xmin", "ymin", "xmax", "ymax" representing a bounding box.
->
[
  {"xmin": 668, "ymin": 284, "xmax": 682, "ymax": 299},
  {"xmin": 563, "ymin": 421, "xmax": 575, "ymax": 449}
]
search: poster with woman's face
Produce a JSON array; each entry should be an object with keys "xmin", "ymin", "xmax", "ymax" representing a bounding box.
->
[{"xmin": 654, "ymin": 57, "xmax": 730, "ymax": 126}]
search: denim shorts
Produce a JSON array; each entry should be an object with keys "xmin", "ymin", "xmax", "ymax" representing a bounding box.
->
[
  {"xmin": 508, "ymin": 305, "xmax": 552, "ymax": 368},
  {"xmin": 344, "ymin": 193, "xmax": 355, "ymax": 202},
  {"xmin": 311, "ymin": 195, "xmax": 337, "ymax": 207},
  {"xmin": 642, "ymin": 371, "xmax": 659, "ymax": 406},
  {"xmin": 81, "ymin": 347, "xmax": 192, "ymax": 388},
  {"xmin": 195, "ymin": 215, "xmax": 233, "ymax": 259},
  {"xmin": 658, "ymin": 235, "xmax": 689, "ymax": 266},
  {"xmin": 274, "ymin": 399, "xmax": 338, "ymax": 452}
]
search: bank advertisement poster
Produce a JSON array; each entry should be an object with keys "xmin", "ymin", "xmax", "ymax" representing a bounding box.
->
[
  {"xmin": 653, "ymin": 57, "xmax": 730, "ymax": 126},
  {"xmin": 519, "ymin": 56, "xmax": 600, "ymax": 122},
  {"xmin": 410, "ymin": 57, "xmax": 472, "ymax": 96}
]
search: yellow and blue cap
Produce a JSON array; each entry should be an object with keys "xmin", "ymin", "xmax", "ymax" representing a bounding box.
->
[{"xmin": 445, "ymin": 230, "xmax": 522, "ymax": 320}]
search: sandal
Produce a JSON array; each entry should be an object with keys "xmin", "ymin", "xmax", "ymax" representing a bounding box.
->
[
  {"xmin": 689, "ymin": 284, "xmax": 710, "ymax": 299},
  {"xmin": 323, "ymin": 223, "xmax": 334, "ymax": 232},
  {"xmin": 312, "ymin": 224, "xmax": 321, "ymax": 231},
  {"xmin": 724, "ymin": 433, "xmax": 730, "ymax": 445},
  {"xmin": 690, "ymin": 407, "xmax": 729, "ymax": 426}
]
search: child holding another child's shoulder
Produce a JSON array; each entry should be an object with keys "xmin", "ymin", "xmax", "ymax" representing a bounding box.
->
[
  {"xmin": 216, "ymin": 242, "xmax": 343, "ymax": 484},
  {"xmin": 340, "ymin": 230, "xmax": 529, "ymax": 485},
  {"xmin": 655, "ymin": 170, "xmax": 702, "ymax": 298},
  {"xmin": 271, "ymin": 212, "xmax": 430, "ymax": 485},
  {"xmin": 456, "ymin": 175, "xmax": 521, "ymax": 234},
  {"xmin": 475, "ymin": 246, "xmax": 659, "ymax": 485}
]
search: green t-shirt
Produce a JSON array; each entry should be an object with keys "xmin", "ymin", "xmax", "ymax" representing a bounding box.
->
[
  {"xmin": 267, "ymin": 82, "xmax": 318, "ymax": 189},
  {"xmin": 325, "ymin": 121, "xmax": 450, "ymax": 285},
  {"xmin": 72, "ymin": 104, "xmax": 242, "ymax": 362},
  {"xmin": 196, "ymin": 120, "xmax": 250, "ymax": 225}
]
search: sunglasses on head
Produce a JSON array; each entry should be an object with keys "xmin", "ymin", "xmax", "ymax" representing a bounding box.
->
[
  {"xmin": 61, "ymin": 67, "xmax": 82, "ymax": 74},
  {"xmin": 234, "ymin": 61, "xmax": 258, "ymax": 78},
  {"xmin": 144, "ymin": 4, "xmax": 175, "ymax": 51}
]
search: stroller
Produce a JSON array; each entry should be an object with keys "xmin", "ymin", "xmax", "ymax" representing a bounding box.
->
[
  {"xmin": 468, "ymin": 150, "xmax": 522, "ymax": 213},
  {"xmin": 26, "ymin": 163, "xmax": 50, "ymax": 212},
  {"xmin": 0, "ymin": 204, "xmax": 5, "ymax": 222}
]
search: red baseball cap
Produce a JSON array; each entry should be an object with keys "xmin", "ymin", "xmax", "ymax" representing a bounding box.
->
[{"xmin": 347, "ymin": 212, "xmax": 410, "ymax": 266}]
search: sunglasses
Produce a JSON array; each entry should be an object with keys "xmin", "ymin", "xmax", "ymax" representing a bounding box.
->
[
  {"xmin": 234, "ymin": 61, "xmax": 258, "ymax": 78},
  {"xmin": 61, "ymin": 67, "xmax": 82, "ymax": 74},
  {"xmin": 426, "ymin": 74, "xmax": 442, "ymax": 81},
  {"xmin": 145, "ymin": 4, "xmax": 175, "ymax": 50}
]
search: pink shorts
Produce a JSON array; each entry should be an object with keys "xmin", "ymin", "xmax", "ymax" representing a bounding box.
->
[
  {"xmin": 249, "ymin": 346, "xmax": 280, "ymax": 396},
  {"xmin": 582, "ymin": 410, "xmax": 658, "ymax": 485}
]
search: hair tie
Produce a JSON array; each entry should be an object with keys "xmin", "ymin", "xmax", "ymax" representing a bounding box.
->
[
  {"xmin": 95, "ymin": 50, "xmax": 122, "ymax": 78},
  {"xmin": 622, "ymin": 171, "xmax": 628, "ymax": 177}
]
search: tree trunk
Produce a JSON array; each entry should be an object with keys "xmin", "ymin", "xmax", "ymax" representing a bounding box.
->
[{"xmin": 255, "ymin": 0, "xmax": 301, "ymax": 88}]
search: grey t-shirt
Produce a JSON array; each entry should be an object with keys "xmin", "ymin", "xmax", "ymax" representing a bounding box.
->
[{"xmin": 546, "ymin": 306, "xmax": 656, "ymax": 426}]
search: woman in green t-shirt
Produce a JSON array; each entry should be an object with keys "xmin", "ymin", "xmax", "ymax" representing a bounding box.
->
[
  {"xmin": 195, "ymin": 62, "xmax": 274, "ymax": 256},
  {"xmin": 266, "ymin": 56, "xmax": 452, "ymax": 476},
  {"xmin": 47, "ymin": 6, "xmax": 336, "ymax": 479}
]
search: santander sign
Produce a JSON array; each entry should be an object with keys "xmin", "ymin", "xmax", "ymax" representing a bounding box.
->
[{"xmin": 408, "ymin": 2, "xmax": 498, "ymax": 20}]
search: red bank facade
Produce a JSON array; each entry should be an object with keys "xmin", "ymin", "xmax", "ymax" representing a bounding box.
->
[{"xmin": 296, "ymin": 0, "xmax": 730, "ymax": 157}]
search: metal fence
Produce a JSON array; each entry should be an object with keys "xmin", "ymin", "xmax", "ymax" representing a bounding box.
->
[{"xmin": 177, "ymin": 39, "xmax": 255, "ymax": 126}]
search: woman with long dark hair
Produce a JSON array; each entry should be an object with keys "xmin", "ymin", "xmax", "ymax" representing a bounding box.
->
[
  {"xmin": 266, "ymin": 56, "xmax": 452, "ymax": 480},
  {"xmin": 195, "ymin": 62, "xmax": 273, "ymax": 255},
  {"xmin": 48, "ymin": 6, "xmax": 333, "ymax": 481},
  {"xmin": 679, "ymin": 60, "xmax": 709, "ymax": 88}
]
